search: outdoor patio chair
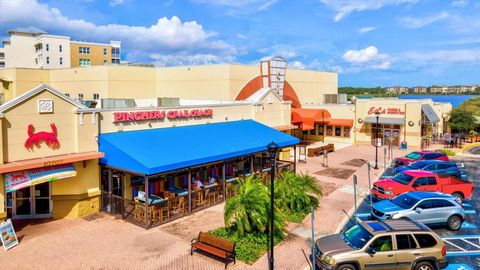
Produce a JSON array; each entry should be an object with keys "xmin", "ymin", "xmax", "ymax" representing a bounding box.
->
[{"xmin": 171, "ymin": 197, "xmax": 185, "ymax": 216}]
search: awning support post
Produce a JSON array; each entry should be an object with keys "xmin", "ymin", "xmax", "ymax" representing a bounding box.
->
[
  {"xmin": 293, "ymin": 145, "xmax": 297, "ymax": 173},
  {"xmin": 250, "ymin": 155, "xmax": 254, "ymax": 173},
  {"xmin": 188, "ymin": 169, "xmax": 192, "ymax": 213},
  {"xmin": 145, "ymin": 176, "xmax": 149, "ymax": 229},
  {"xmin": 222, "ymin": 161, "xmax": 226, "ymax": 201},
  {"xmin": 107, "ymin": 169, "xmax": 113, "ymax": 214}
]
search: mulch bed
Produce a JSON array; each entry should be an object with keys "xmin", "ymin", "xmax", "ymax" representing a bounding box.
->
[
  {"xmin": 341, "ymin": 158, "xmax": 368, "ymax": 167},
  {"xmin": 314, "ymin": 168, "xmax": 356, "ymax": 180}
]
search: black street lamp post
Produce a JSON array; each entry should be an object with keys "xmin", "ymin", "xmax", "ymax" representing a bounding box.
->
[
  {"xmin": 374, "ymin": 111, "xmax": 380, "ymax": 170},
  {"xmin": 267, "ymin": 141, "xmax": 279, "ymax": 270}
]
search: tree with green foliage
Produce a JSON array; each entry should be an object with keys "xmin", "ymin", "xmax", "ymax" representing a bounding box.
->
[
  {"xmin": 224, "ymin": 175, "xmax": 286, "ymax": 238},
  {"xmin": 448, "ymin": 108, "xmax": 478, "ymax": 132},
  {"xmin": 275, "ymin": 171, "xmax": 323, "ymax": 214},
  {"xmin": 458, "ymin": 97, "xmax": 480, "ymax": 117}
]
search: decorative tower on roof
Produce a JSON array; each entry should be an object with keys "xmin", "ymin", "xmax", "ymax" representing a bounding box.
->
[{"xmin": 260, "ymin": 56, "xmax": 287, "ymax": 98}]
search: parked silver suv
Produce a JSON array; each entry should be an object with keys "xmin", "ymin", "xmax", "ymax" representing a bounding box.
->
[{"xmin": 371, "ymin": 191, "xmax": 465, "ymax": 231}]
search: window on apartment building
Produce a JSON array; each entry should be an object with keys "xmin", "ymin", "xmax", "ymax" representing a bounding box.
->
[
  {"xmin": 79, "ymin": 59, "xmax": 91, "ymax": 67},
  {"xmin": 104, "ymin": 48, "xmax": 107, "ymax": 55},
  {"xmin": 46, "ymin": 44, "xmax": 49, "ymax": 51},
  {"xmin": 46, "ymin": 57, "xmax": 50, "ymax": 64},
  {"xmin": 59, "ymin": 45, "xmax": 63, "ymax": 52},
  {"xmin": 111, "ymin": 47, "xmax": 120, "ymax": 55},
  {"xmin": 78, "ymin": 93, "xmax": 84, "ymax": 100},
  {"xmin": 79, "ymin": 47, "xmax": 90, "ymax": 54},
  {"xmin": 112, "ymin": 59, "xmax": 120, "ymax": 64},
  {"xmin": 93, "ymin": 93, "xmax": 99, "ymax": 100},
  {"xmin": 104, "ymin": 60, "xmax": 107, "ymax": 64},
  {"xmin": 60, "ymin": 57, "xmax": 63, "ymax": 65}
]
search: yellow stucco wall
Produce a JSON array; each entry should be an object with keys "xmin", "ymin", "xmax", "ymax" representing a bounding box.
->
[
  {"xmin": 1, "ymin": 90, "xmax": 97, "ymax": 162},
  {"xmin": 0, "ymin": 64, "xmax": 338, "ymax": 105},
  {"xmin": 0, "ymin": 86, "xmax": 100, "ymax": 219},
  {"xmin": 51, "ymin": 160, "xmax": 100, "ymax": 218}
]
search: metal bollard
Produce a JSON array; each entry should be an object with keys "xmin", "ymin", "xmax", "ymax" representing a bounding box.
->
[{"xmin": 353, "ymin": 175, "xmax": 358, "ymax": 217}]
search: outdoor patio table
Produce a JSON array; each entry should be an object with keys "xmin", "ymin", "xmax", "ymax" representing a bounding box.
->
[
  {"xmin": 167, "ymin": 187, "xmax": 188, "ymax": 196},
  {"xmin": 204, "ymin": 182, "xmax": 218, "ymax": 189},
  {"xmin": 225, "ymin": 177, "xmax": 237, "ymax": 183},
  {"xmin": 136, "ymin": 195, "xmax": 166, "ymax": 205}
]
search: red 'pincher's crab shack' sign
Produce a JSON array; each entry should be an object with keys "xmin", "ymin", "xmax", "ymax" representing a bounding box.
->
[{"xmin": 113, "ymin": 109, "xmax": 213, "ymax": 123}]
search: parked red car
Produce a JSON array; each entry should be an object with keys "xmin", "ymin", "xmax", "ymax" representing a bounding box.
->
[
  {"xmin": 372, "ymin": 170, "xmax": 473, "ymax": 204},
  {"xmin": 394, "ymin": 151, "xmax": 449, "ymax": 166}
]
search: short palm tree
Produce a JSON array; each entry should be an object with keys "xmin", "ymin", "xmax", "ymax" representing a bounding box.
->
[
  {"xmin": 224, "ymin": 175, "xmax": 286, "ymax": 237},
  {"xmin": 275, "ymin": 171, "xmax": 323, "ymax": 214}
]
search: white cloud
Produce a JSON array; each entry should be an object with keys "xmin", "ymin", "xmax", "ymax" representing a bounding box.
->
[
  {"xmin": 290, "ymin": 61, "xmax": 306, "ymax": 70},
  {"xmin": 190, "ymin": 0, "xmax": 277, "ymax": 11},
  {"xmin": 150, "ymin": 53, "xmax": 236, "ymax": 66},
  {"xmin": 109, "ymin": 0, "xmax": 124, "ymax": 6},
  {"xmin": 400, "ymin": 12, "xmax": 449, "ymax": 28},
  {"xmin": 452, "ymin": 0, "xmax": 468, "ymax": 7},
  {"xmin": 342, "ymin": 46, "xmax": 391, "ymax": 70},
  {"xmin": 358, "ymin": 26, "xmax": 377, "ymax": 33},
  {"xmin": 236, "ymin": 33, "xmax": 248, "ymax": 39},
  {"xmin": 0, "ymin": 0, "xmax": 237, "ymax": 66},
  {"xmin": 319, "ymin": 0, "xmax": 420, "ymax": 22}
]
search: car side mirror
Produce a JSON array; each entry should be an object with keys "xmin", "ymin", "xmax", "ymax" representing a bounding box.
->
[
  {"xmin": 366, "ymin": 247, "xmax": 376, "ymax": 256},
  {"xmin": 415, "ymin": 207, "xmax": 423, "ymax": 213}
]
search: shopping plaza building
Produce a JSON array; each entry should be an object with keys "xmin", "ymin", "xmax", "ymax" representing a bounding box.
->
[{"xmin": 0, "ymin": 57, "xmax": 452, "ymax": 225}]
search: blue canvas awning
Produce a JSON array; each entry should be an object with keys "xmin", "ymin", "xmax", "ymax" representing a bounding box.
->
[{"xmin": 99, "ymin": 120, "xmax": 300, "ymax": 175}]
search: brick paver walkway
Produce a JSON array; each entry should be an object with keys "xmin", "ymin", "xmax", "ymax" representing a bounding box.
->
[{"xmin": 0, "ymin": 144, "xmax": 412, "ymax": 270}]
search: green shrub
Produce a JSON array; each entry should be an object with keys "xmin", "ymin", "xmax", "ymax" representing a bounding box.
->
[
  {"xmin": 437, "ymin": 148, "xmax": 456, "ymax": 156},
  {"xmin": 209, "ymin": 227, "xmax": 282, "ymax": 264}
]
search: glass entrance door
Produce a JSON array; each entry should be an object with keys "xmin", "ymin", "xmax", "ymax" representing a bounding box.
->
[
  {"xmin": 34, "ymin": 182, "xmax": 51, "ymax": 216},
  {"xmin": 13, "ymin": 182, "xmax": 51, "ymax": 219},
  {"xmin": 15, "ymin": 187, "xmax": 32, "ymax": 217}
]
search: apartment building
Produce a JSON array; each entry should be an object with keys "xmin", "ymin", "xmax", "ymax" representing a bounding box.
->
[
  {"xmin": 412, "ymin": 86, "xmax": 427, "ymax": 94},
  {"xmin": 0, "ymin": 27, "xmax": 121, "ymax": 69},
  {"xmin": 70, "ymin": 41, "xmax": 121, "ymax": 67},
  {"xmin": 384, "ymin": 86, "xmax": 408, "ymax": 94},
  {"xmin": 429, "ymin": 85, "xmax": 448, "ymax": 94}
]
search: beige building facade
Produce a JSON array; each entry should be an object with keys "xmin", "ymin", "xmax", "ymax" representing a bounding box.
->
[
  {"xmin": 0, "ymin": 85, "xmax": 103, "ymax": 221},
  {"xmin": 0, "ymin": 62, "xmax": 338, "ymax": 105}
]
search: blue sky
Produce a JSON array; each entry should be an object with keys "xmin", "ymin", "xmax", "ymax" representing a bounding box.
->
[{"xmin": 1, "ymin": 0, "xmax": 479, "ymax": 87}]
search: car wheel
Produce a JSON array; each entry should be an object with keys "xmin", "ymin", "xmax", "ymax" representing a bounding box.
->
[
  {"xmin": 413, "ymin": 261, "xmax": 434, "ymax": 270},
  {"xmin": 447, "ymin": 215, "xmax": 463, "ymax": 231},
  {"xmin": 452, "ymin": 192, "xmax": 464, "ymax": 204},
  {"xmin": 337, "ymin": 264, "xmax": 356, "ymax": 270}
]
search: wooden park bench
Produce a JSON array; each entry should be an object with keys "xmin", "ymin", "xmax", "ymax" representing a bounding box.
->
[
  {"xmin": 307, "ymin": 143, "xmax": 335, "ymax": 157},
  {"xmin": 191, "ymin": 232, "xmax": 236, "ymax": 268}
]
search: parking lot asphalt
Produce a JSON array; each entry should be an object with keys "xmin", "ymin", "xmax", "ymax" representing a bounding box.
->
[{"xmin": 345, "ymin": 155, "xmax": 480, "ymax": 270}]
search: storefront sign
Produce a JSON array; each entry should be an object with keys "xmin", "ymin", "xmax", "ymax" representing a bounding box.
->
[
  {"xmin": 24, "ymin": 123, "xmax": 60, "ymax": 149},
  {"xmin": 113, "ymin": 109, "xmax": 214, "ymax": 123},
  {"xmin": 4, "ymin": 163, "xmax": 76, "ymax": 193},
  {"xmin": 0, "ymin": 219, "xmax": 18, "ymax": 251},
  {"xmin": 368, "ymin": 107, "xmax": 405, "ymax": 115}
]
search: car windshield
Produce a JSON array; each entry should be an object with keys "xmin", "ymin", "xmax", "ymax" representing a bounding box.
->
[
  {"xmin": 405, "ymin": 152, "xmax": 422, "ymax": 159},
  {"xmin": 391, "ymin": 193, "xmax": 419, "ymax": 209},
  {"xmin": 342, "ymin": 224, "xmax": 373, "ymax": 249},
  {"xmin": 391, "ymin": 173, "xmax": 414, "ymax": 185},
  {"xmin": 408, "ymin": 161, "xmax": 428, "ymax": 170}
]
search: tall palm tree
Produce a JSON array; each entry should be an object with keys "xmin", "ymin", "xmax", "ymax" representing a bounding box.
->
[
  {"xmin": 224, "ymin": 175, "xmax": 286, "ymax": 237},
  {"xmin": 275, "ymin": 171, "xmax": 323, "ymax": 214}
]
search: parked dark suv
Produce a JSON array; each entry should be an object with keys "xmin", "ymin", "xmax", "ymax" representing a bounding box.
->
[{"xmin": 394, "ymin": 160, "xmax": 467, "ymax": 180}]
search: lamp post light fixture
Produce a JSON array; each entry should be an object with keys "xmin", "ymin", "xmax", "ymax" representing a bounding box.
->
[
  {"xmin": 266, "ymin": 141, "xmax": 279, "ymax": 270},
  {"xmin": 374, "ymin": 111, "xmax": 380, "ymax": 170}
]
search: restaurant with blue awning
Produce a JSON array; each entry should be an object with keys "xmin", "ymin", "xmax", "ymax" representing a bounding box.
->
[{"xmin": 99, "ymin": 120, "xmax": 300, "ymax": 228}]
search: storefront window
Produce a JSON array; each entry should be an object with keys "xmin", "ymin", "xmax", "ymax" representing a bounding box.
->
[
  {"xmin": 335, "ymin": 127, "xmax": 341, "ymax": 136},
  {"xmin": 326, "ymin": 126, "xmax": 333, "ymax": 136},
  {"xmin": 317, "ymin": 125, "xmax": 324, "ymax": 136},
  {"xmin": 344, "ymin": 128, "xmax": 350, "ymax": 138}
]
